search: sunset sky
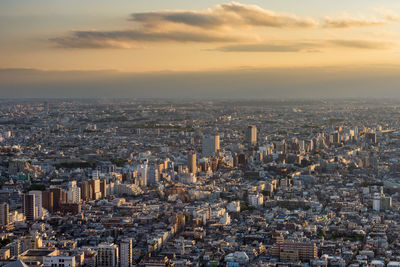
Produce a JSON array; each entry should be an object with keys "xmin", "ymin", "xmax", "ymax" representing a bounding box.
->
[{"xmin": 2, "ymin": 0, "xmax": 400, "ymax": 98}]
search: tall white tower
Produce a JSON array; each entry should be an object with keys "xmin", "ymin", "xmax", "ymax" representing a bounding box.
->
[{"xmin": 373, "ymin": 193, "xmax": 381, "ymax": 212}]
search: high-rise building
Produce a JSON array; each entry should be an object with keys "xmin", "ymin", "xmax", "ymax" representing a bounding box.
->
[
  {"xmin": 373, "ymin": 193, "xmax": 381, "ymax": 211},
  {"xmin": 147, "ymin": 168, "xmax": 159, "ymax": 184},
  {"xmin": 97, "ymin": 243, "xmax": 119, "ymax": 267},
  {"xmin": 92, "ymin": 169, "xmax": 99, "ymax": 180},
  {"xmin": 188, "ymin": 152, "xmax": 197, "ymax": 174},
  {"xmin": 42, "ymin": 191, "xmax": 53, "ymax": 213},
  {"xmin": 202, "ymin": 135, "xmax": 220, "ymax": 157},
  {"xmin": 23, "ymin": 194, "xmax": 36, "ymax": 221},
  {"xmin": 0, "ymin": 203, "xmax": 9, "ymax": 226},
  {"xmin": 381, "ymin": 196, "xmax": 392, "ymax": 210},
  {"xmin": 373, "ymin": 192, "xmax": 392, "ymax": 211},
  {"xmin": 50, "ymin": 188, "xmax": 65, "ymax": 211},
  {"xmin": 246, "ymin": 125, "xmax": 257, "ymax": 147},
  {"xmin": 67, "ymin": 181, "xmax": 81, "ymax": 203},
  {"xmin": 332, "ymin": 131, "xmax": 340, "ymax": 144},
  {"xmin": 120, "ymin": 239, "xmax": 133, "ymax": 267},
  {"xmin": 89, "ymin": 179, "xmax": 101, "ymax": 200},
  {"xmin": 366, "ymin": 132, "xmax": 377, "ymax": 144},
  {"xmin": 79, "ymin": 181, "xmax": 91, "ymax": 201},
  {"xmin": 29, "ymin": 191, "xmax": 43, "ymax": 219},
  {"xmin": 100, "ymin": 179, "xmax": 107, "ymax": 199},
  {"xmin": 136, "ymin": 164, "xmax": 148, "ymax": 187}
]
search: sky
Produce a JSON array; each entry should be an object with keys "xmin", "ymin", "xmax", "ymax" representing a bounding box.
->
[{"xmin": 1, "ymin": 0, "xmax": 400, "ymax": 98}]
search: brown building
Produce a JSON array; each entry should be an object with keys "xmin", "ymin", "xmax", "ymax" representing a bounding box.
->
[
  {"xmin": 270, "ymin": 241, "xmax": 317, "ymax": 261},
  {"xmin": 59, "ymin": 203, "xmax": 81, "ymax": 214},
  {"xmin": 89, "ymin": 179, "xmax": 101, "ymax": 200},
  {"xmin": 79, "ymin": 181, "xmax": 91, "ymax": 201},
  {"xmin": 187, "ymin": 152, "xmax": 196, "ymax": 174},
  {"xmin": 0, "ymin": 203, "xmax": 9, "ymax": 226},
  {"xmin": 100, "ymin": 179, "xmax": 107, "ymax": 199},
  {"xmin": 42, "ymin": 191, "xmax": 53, "ymax": 213},
  {"xmin": 50, "ymin": 188, "xmax": 67, "ymax": 211},
  {"xmin": 140, "ymin": 256, "xmax": 172, "ymax": 267}
]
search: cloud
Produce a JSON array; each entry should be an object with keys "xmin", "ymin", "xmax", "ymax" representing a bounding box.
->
[
  {"xmin": 51, "ymin": 37, "xmax": 135, "ymax": 49},
  {"xmin": 328, "ymin": 39, "xmax": 392, "ymax": 49},
  {"xmin": 130, "ymin": 2, "xmax": 318, "ymax": 29},
  {"xmin": 375, "ymin": 8, "xmax": 400, "ymax": 22},
  {"xmin": 131, "ymin": 11, "xmax": 223, "ymax": 29},
  {"xmin": 324, "ymin": 17, "xmax": 387, "ymax": 28},
  {"xmin": 51, "ymin": 2, "xmax": 318, "ymax": 49},
  {"xmin": 52, "ymin": 29, "xmax": 248, "ymax": 48},
  {"xmin": 217, "ymin": 42, "xmax": 319, "ymax": 52},
  {"xmin": 216, "ymin": 39, "xmax": 392, "ymax": 52},
  {"xmin": 51, "ymin": 2, "xmax": 394, "ymax": 49}
]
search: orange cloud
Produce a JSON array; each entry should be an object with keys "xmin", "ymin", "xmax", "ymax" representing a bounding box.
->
[
  {"xmin": 323, "ymin": 17, "xmax": 387, "ymax": 28},
  {"xmin": 217, "ymin": 39, "xmax": 393, "ymax": 52},
  {"xmin": 130, "ymin": 2, "xmax": 318, "ymax": 29},
  {"xmin": 51, "ymin": 2, "xmax": 317, "ymax": 49}
]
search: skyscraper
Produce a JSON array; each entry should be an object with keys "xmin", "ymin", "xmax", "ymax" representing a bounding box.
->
[
  {"xmin": 136, "ymin": 164, "xmax": 148, "ymax": 186},
  {"xmin": 202, "ymin": 135, "xmax": 220, "ymax": 157},
  {"xmin": 89, "ymin": 179, "xmax": 101, "ymax": 200},
  {"xmin": 120, "ymin": 239, "xmax": 133, "ymax": 267},
  {"xmin": 79, "ymin": 181, "xmax": 91, "ymax": 201},
  {"xmin": 246, "ymin": 125, "xmax": 257, "ymax": 147},
  {"xmin": 188, "ymin": 152, "xmax": 197, "ymax": 174},
  {"xmin": 0, "ymin": 203, "xmax": 9, "ymax": 226},
  {"xmin": 29, "ymin": 191, "xmax": 43, "ymax": 219},
  {"xmin": 23, "ymin": 194, "xmax": 36, "ymax": 221},
  {"xmin": 42, "ymin": 191, "xmax": 53, "ymax": 213},
  {"xmin": 50, "ymin": 188, "xmax": 64, "ymax": 211},
  {"xmin": 100, "ymin": 179, "xmax": 107, "ymax": 199}
]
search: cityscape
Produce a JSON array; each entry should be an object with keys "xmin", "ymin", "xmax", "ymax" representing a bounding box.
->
[
  {"xmin": 3, "ymin": 0, "xmax": 400, "ymax": 266},
  {"xmin": 0, "ymin": 99, "xmax": 398, "ymax": 266}
]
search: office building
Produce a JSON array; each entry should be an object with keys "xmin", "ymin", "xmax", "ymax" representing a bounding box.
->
[
  {"xmin": 271, "ymin": 241, "xmax": 318, "ymax": 261},
  {"xmin": 0, "ymin": 203, "xmax": 9, "ymax": 226},
  {"xmin": 23, "ymin": 194, "xmax": 36, "ymax": 221},
  {"xmin": 29, "ymin": 191, "xmax": 43, "ymax": 218},
  {"xmin": 42, "ymin": 191, "xmax": 53, "ymax": 213},
  {"xmin": 188, "ymin": 152, "xmax": 197, "ymax": 174},
  {"xmin": 79, "ymin": 181, "xmax": 91, "ymax": 201},
  {"xmin": 67, "ymin": 181, "xmax": 81, "ymax": 203},
  {"xmin": 43, "ymin": 255, "xmax": 76, "ymax": 267},
  {"xmin": 366, "ymin": 132, "xmax": 377, "ymax": 144},
  {"xmin": 373, "ymin": 193, "xmax": 381, "ymax": 211},
  {"xmin": 89, "ymin": 179, "xmax": 101, "ymax": 200},
  {"xmin": 136, "ymin": 164, "xmax": 148, "ymax": 187},
  {"xmin": 50, "ymin": 188, "xmax": 67, "ymax": 211},
  {"xmin": 202, "ymin": 135, "xmax": 220, "ymax": 157},
  {"xmin": 100, "ymin": 179, "xmax": 107, "ymax": 199},
  {"xmin": 97, "ymin": 243, "xmax": 119, "ymax": 267},
  {"xmin": 246, "ymin": 125, "xmax": 257, "ymax": 147},
  {"xmin": 120, "ymin": 239, "xmax": 133, "ymax": 267}
]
